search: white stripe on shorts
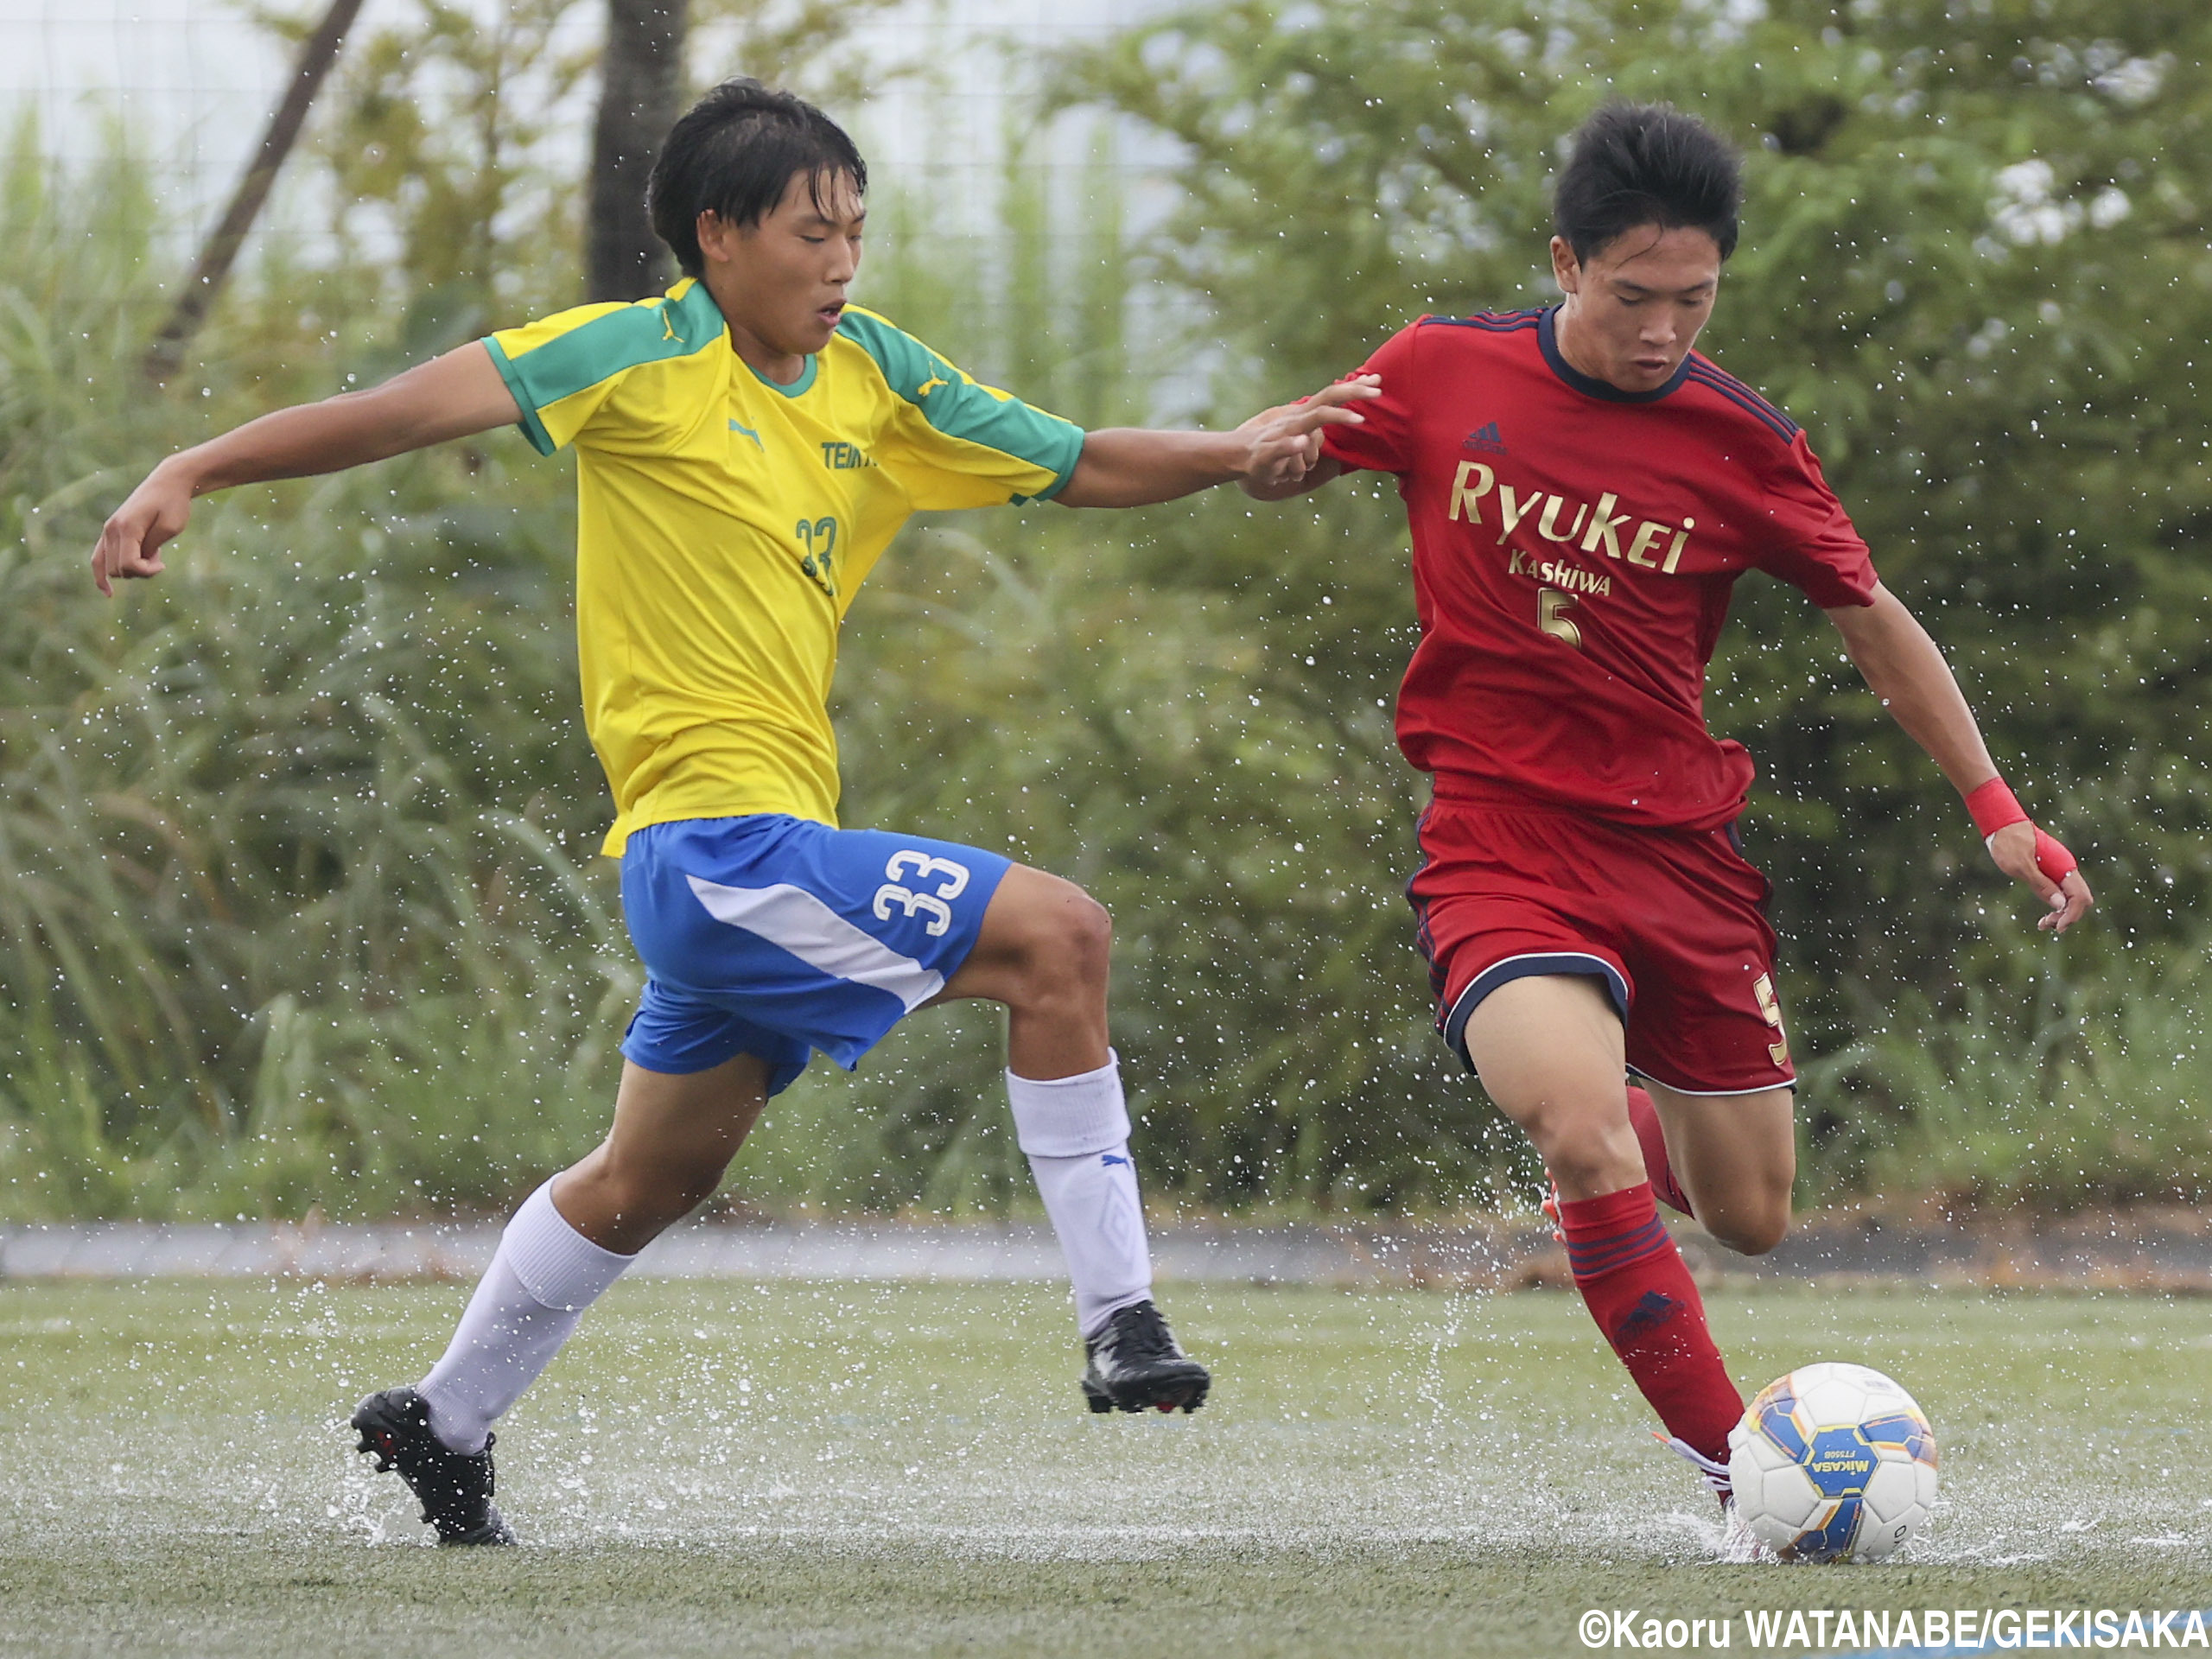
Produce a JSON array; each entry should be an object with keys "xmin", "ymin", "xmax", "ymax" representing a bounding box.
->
[{"xmin": 683, "ymin": 876, "xmax": 947, "ymax": 1012}]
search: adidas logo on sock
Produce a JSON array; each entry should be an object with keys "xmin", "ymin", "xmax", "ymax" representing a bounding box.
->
[{"xmin": 1612, "ymin": 1289, "xmax": 1683, "ymax": 1343}]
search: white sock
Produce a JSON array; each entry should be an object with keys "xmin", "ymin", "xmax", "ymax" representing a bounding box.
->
[
  {"xmin": 1007, "ymin": 1051, "xmax": 1153, "ymax": 1338},
  {"xmin": 414, "ymin": 1179, "xmax": 636, "ymax": 1453}
]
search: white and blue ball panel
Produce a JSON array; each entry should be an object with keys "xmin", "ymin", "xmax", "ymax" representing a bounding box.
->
[{"xmin": 619, "ymin": 815, "xmax": 1013, "ymax": 1095}]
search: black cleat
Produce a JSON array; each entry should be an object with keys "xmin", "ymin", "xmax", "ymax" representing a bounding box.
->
[
  {"xmin": 351, "ymin": 1386, "xmax": 517, "ymax": 1546},
  {"xmin": 1079, "ymin": 1300, "xmax": 1211, "ymax": 1415}
]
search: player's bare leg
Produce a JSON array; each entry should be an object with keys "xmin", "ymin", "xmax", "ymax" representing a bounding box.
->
[
  {"xmin": 1465, "ymin": 975, "xmax": 1745, "ymax": 1478},
  {"xmin": 934, "ymin": 863, "xmax": 1112, "ymax": 1077},
  {"xmin": 933, "ymin": 864, "xmax": 1209, "ymax": 1414},
  {"xmin": 434, "ymin": 1052, "xmax": 772, "ymax": 1429},
  {"xmin": 552, "ymin": 1052, "xmax": 772, "ymax": 1252},
  {"xmin": 1465, "ymin": 976, "xmax": 1644, "ymax": 1202},
  {"xmin": 354, "ymin": 1053, "xmax": 769, "ymax": 1542},
  {"xmin": 1642, "ymin": 1083, "xmax": 1795, "ymax": 1257}
]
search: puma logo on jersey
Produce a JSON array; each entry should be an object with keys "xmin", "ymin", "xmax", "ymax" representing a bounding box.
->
[
  {"xmin": 1447, "ymin": 460, "xmax": 1696, "ymax": 573},
  {"xmin": 728, "ymin": 419, "xmax": 763, "ymax": 448}
]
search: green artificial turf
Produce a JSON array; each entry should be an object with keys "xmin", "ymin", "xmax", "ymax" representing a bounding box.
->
[{"xmin": 0, "ymin": 1279, "xmax": 2205, "ymax": 1656}]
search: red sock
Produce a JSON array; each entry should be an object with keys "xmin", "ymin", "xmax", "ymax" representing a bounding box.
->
[
  {"xmin": 1558, "ymin": 1181, "xmax": 1742, "ymax": 1464},
  {"xmin": 1626, "ymin": 1084, "xmax": 1694, "ymax": 1218}
]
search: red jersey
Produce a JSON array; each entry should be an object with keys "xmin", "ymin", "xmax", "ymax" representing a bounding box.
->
[{"xmin": 1323, "ymin": 307, "xmax": 1877, "ymax": 832}]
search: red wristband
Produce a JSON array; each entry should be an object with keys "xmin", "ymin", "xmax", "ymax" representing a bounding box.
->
[
  {"xmin": 1963, "ymin": 778, "xmax": 2029, "ymax": 839},
  {"xmin": 1967, "ymin": 779, "xmax": 2078, "ymax": 884},
  {"xmin": 2031, "ymin": 827, "xmax": 2078, "ymax": 883}
]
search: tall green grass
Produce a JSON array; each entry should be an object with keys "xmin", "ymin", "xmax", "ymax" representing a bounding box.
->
[
  {"xmin": 1803, "ymin": 949, "xmax": 2212, "ymax": 1212},
  {"xmin": 0, "ymin": 123, "xmax": 626, "ymax": 1219}
]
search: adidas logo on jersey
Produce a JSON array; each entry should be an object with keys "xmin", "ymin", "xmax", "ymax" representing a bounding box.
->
[{"xmin": 1463, "ymin": 421, "xmax": 1508, "ymax": 454}]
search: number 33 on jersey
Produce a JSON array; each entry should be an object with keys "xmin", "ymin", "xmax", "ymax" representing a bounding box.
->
[{"xmin": 873, "ymin": 850, "xmax": 970, "ymax": 938}]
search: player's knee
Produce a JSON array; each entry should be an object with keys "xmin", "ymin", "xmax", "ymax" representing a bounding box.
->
[
  {"xmin": 1525, "ymin": 1106, "xmax": 1643, "ymax": 1196},
  {"xmin": 1547, "ymin": 1148, "xmax": 1640, "ymax": 1198},
  {"xmin": 591, "ymin": 1149, "xmax": 729, "ymax": 1236},
  {"xmin": 1712, "ymin": 1217, "xmax": 1789, "ymax": 1257},
  {"xmin": 1056, "ymin": 890, "xmax": 1113, "ymax": 985},
  {"xmin": 1706, "ymin": 1192, "xmax": 1791, "ymax": 1256},
  {"xmin": 1014, "ymin": 881, "xmax": 1112, "ymax": 1001}
]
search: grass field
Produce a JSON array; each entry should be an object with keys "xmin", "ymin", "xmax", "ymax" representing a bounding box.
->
[{"xmin": 0, "ymin": 1279, "xmax": 2207, "ymax": 1656}]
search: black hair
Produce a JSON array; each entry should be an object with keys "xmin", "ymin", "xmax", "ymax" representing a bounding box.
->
[
  {"xmin": 1553, "ymin": 103, "xmax": 1742, "ymax": 264},
  {"xmin": 647, "ymin": 78, "xmax": 868, "ymax": 277}
]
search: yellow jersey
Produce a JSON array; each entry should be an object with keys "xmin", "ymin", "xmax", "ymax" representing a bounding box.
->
[{"xmin": 483, "ymin": 279, "xmax": 1084, "ymax": 855}]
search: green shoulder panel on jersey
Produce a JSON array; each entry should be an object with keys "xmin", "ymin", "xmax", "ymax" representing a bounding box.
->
[
  {"xmin": 485, "ymin": 278, "xmax": 728, "ymax": 454},
  {"xmin": 834, "ymin": 305, "xmax": 1085, "ymax": 499}
]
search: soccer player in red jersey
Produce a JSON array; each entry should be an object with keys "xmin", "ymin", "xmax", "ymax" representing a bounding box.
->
[{"xmin": 1247, "ymin": 104, "xmax": 2093, "ymax": 1503}]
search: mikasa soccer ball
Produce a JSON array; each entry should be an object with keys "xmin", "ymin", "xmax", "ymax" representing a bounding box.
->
[{"xmin": 1727, "ymin": 1363, "xmax": 1938, "ymax": 1562}]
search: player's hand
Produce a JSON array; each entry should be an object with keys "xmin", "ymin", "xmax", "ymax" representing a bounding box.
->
[
  {"xmin": 1987, "ymin": 819, "xmax": 2092, "ymax": 934},
  {"xmin": 1233, "ymin": 375, "xmax": 1381, "ymax": 495},
  {"xmin": 92, "ymin": 461, "xmax": 195, "ymax": 597}
]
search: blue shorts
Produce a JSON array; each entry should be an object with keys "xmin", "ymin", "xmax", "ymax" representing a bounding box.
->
[{"xmin": 619, "ymin": 816, "xmax": 1013, "ymax": 1096}]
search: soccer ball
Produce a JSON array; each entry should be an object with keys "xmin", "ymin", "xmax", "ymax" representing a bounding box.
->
[{"xmin": 1727, "ymin": 1363, "xmax": 1938, "ymax": 1562}]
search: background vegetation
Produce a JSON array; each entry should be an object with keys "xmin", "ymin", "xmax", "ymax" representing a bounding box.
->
[{"xmin": 1, "ymin": 0, "xmax": 2207, "ymax": 1223}]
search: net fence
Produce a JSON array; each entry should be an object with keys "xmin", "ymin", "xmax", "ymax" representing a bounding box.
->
[{"xmin": 0, "ymin": 0, "xmax": 1181, "ymax": 262}]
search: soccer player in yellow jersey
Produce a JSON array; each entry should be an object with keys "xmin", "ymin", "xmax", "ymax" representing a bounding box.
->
[{"xmin": 91, "ymin": 79, "xmax": 1371, "ymax": 1544}]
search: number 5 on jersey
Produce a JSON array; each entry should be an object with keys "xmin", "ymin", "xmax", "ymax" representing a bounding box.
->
[
  {"xmin": 1753, "ymin": 973, "xmax": 1789, "ymax": 1068},
  {"xmin": 1538, "ymin": 587, "xmax": 1582, "ymax": 649}
]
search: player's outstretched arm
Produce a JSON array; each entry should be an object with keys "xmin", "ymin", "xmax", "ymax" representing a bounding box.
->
[
  {"xmin": 1825, "ymin": 582, "xmax": 2092, "ymax": 933},
  {"xmin": 1052, "ymin": 376, "xmax": 1378, "ymax": 509},
  {"xmin": 1236, "ymin": 455, "xmax": 1344, "ymax": 503},
  {"xmin": 91, "ymin": 342, "xmax": 522, "ymax": 596}
]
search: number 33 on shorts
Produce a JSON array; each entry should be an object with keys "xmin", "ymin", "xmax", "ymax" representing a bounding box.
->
[
  {"xmin": 873, "ymin": 850, "xmax": 971, "ymax": 937},
  {"xmin": 1753, "ymin": 972, "xmax": 1790, "ymax": 1068}
]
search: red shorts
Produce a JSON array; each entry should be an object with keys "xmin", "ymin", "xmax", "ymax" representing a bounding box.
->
[{"xmin": 1407, "ymin": 787, "xmax": 1796, "ymax": 1096}]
